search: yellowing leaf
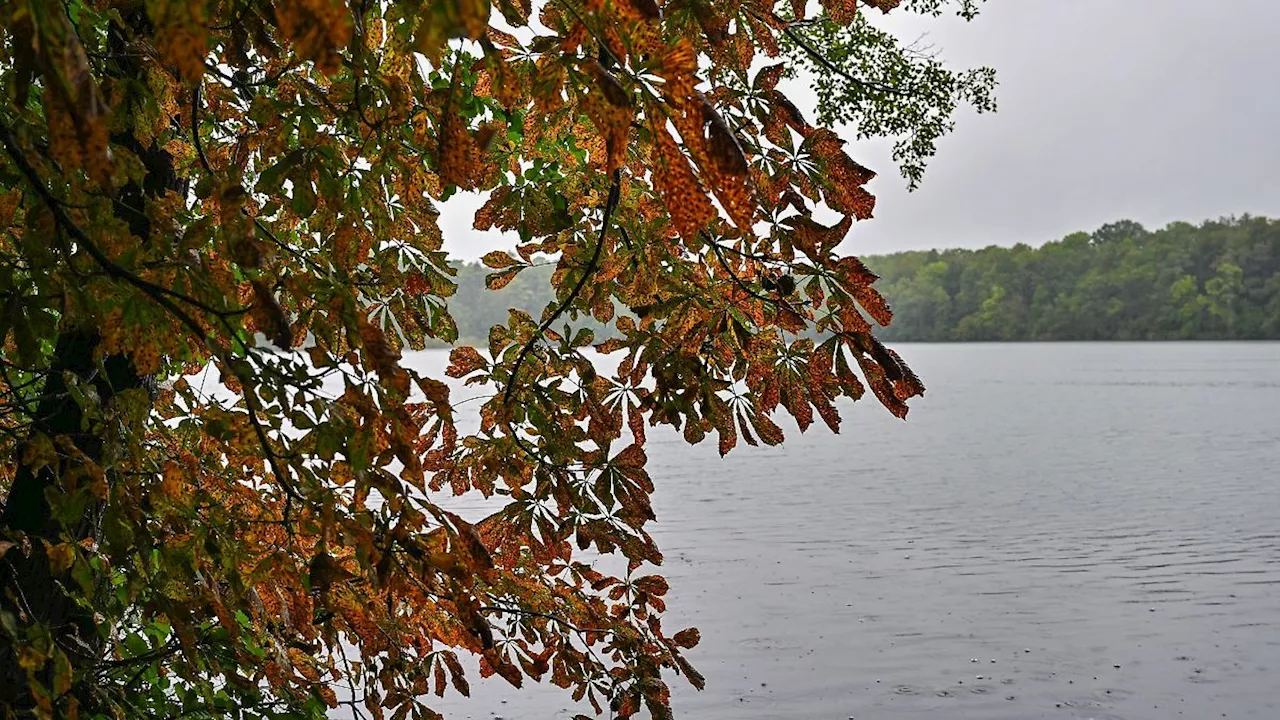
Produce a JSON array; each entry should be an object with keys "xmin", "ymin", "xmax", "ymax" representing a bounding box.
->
[
  {"xmin": 273, "ymin": 0, "xmax": 352, "ymax": 74},
  {"xmin": 47, "ymin": 543, "xmax": 76, "ymax": 574},
  {"xmin": 651, "ymin": 127, "xmax": 716, "ymax": 242},
  {"xmin": 821, "ymin": 0, "xmax": 860, "ymax": 24},
  {"xmin": 485, "ymin": 267, "xmax": 523, "ymax": 290},
  {"xmin": 481, "ymin": 251, "xmax": 521, "ymax": 269}
]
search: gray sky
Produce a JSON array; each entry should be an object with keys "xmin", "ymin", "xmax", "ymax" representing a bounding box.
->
[
  {"xmin": 851, "ymin": 0, "xmax": 1280, "ymax": 255},
  {"xmin": 442, "ymin": 0, "xmax": 1280, "ymax": 260}
]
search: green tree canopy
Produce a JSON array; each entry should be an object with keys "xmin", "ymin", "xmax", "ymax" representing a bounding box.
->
[{"xmin": 868, "ymin": 216, "xmax": 1280, "ymax": 341}]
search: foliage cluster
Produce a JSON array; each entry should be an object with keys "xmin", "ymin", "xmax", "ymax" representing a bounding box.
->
[{"xmin": 0, "ymin": 0, "xmax": 991, "ymax": 717}]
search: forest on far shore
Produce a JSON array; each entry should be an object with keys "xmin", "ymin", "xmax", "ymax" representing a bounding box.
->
[{"xmin": 446, "ymin": 216, "xmax": 1280, "ymax": 344}]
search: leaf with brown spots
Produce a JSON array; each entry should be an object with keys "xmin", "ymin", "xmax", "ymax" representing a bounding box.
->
[
  {"xmin": 806, "ymin": 129, "xmax": 878, "ymax": 219},
  {"xmin": 485, "ymin": 267, "xmax": 523, "ymax": 290},
  {"xmin": 821, "ymin": 0, "xmax": 861, "ymax": 24},
  {"xmin": 651, "ymin": 126, "xmax": 716, "ymax": 241}
]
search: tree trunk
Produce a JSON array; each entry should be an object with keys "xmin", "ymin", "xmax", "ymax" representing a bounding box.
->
[
  {"xmin": 0, "ymin": 332, "xmax": 144, "ymax": 706},
  {"xmin": 0, "ymin": 9, "xmax": 178, "ymax": 707}
]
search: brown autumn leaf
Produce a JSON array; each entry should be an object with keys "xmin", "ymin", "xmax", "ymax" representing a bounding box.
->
[
  {"xmin": 672, "ymin": 627, "xmax": 701, "ymax": 648},
  {"xmin": 651, "ymin": 126, "xmax": 716, "ymax": 242},
  {"xmin": 806, "ymin": 128, "xmax": 878, "ymax": 219},
  {"xmin": 583, "ymin": 60, "xmax": 635, "ymax": 173},
  {"xmin": 853, "ymin": 349, "xmax": 910, "ymax": 419},
  {"xmin": 853, "ymin": 285, "xmax": 894, "ymax": 326},
  {"xmin": 446, "ymin": 346, "xmax": 488, "ymax": 378},
  {"xmin": 835, "ymin": 255, "xmax": 882, "ymax": 287},
  {"xmin": 439, "ymin": 108, "xmax": 479, "ymax": 189},
  {"xmin": 784, "ymin": 214, "xmax": 852, "ymax": 260},
  {"xmin": 863, "ymin": 0, "xmax": 903, "ymax": 12},
  {"xmin": 754, "ymin": 63, "xmax": 786, "ymax": 92},
  {"xmin": 273, "ymin": 0, "xmax": 352, "ymax": 74},
  {"xmin": 821, "ymin": 0, "xmax": 860, "ymax": 25},
  {"xmin": 701, "ymin": 98, "xmax": 749, "ymax": 177},
  {"xmin": 770, "ymin": 90, "xmax": 809, "ymax": 134},
  {"xmin": 308, "ymin": 552, "xmax": 355, "ymax": 592},
  {"xmin": 443, "ymin": 651, "xmax": 471, "ymax": 696},
  {"xmin": 697, "ymin": 96, "xmax": 756, "ymax": 230}
]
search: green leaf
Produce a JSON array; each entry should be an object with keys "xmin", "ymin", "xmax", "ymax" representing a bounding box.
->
[{"xmin": 291, "ymin": 176, "xmax": 318, "ymax": 219}]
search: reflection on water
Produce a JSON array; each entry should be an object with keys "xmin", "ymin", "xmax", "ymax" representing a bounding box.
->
[{"xmin": 365, "ymin": 343, "xmax": 1280, "ymax": 720}]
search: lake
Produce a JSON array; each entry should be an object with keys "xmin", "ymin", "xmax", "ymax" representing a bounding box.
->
[{"xmin": 384, "ymin": 343, "xmax": 1280, "ymax": 720}]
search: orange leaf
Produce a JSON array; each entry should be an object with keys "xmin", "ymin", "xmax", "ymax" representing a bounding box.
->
[
  {"xmin": 716, "ymin": 419, "xmax": 736, "ymax": 456},
  {"xmin": 613, "ymin": 443, "xmax": 647, "ymax": 469},
  {"xmin": 806, "ymin": 129, "xmax": 877, "ymax": 219},
  {"xmin": 634, "ymin": 574, "xmax": 668, "ymax": 596},
  {"xmin": 446, "ymin": 346, "xmax": 487, "ymax": 377},
  {"xmin": 754, "ymin": 63, "xmax": 786, "ymax": 92},
  {"xmin": 702, "ymin": 101, "xmax": 748, "ymax": 177},
  {"xmin": 442, "ymin": 651, "xmax": 471, "ymax": 696},
  {"xmin": 785, "ymin": 215, "xmax": 852, "ymax": 260},
  {"xmin": 672, "ymin": 627, "xmax": 701, "ymax": 648},
  {"xmin": 864, "ymin": 0, "xmax": 902, "ymax": 12},
  {"xmin": 853, "ymin": 285, "xmax": 894, "ymax": 326},
  {"xmin": 651, "ymin": 127, "xmax": 716, "ymax": 242},
  {"xmin": 821, "ymin": 0, "xmax": 860, "ymax": 24},
  {"xmin": 482, "ymin": 651, "xmax": 523, "ymax": 688},
  {"xmin": 751, "ymin": 411, "xmax": 785, "ymax": 446},
  {"xmin": 698, "ymin": 97, "xmax": 757, "ymax": 230}
]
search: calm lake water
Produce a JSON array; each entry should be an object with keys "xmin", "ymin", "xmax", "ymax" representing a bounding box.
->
[{"xmin": 383, "ymin": 343, "xmax": 1280, "ymax": 720}]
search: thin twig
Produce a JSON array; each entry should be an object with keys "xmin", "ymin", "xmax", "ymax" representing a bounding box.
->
[
  {"xmin": 479, "ymin": 605, "xmax": 608, "ymax": 636},
  {"xmin": 780, "ymin": 25, "xmax": 911, "ymax": 97},
  {"xmin": 502, "ymin": 171, "xmax": 620, "ymax": 405},
  {"xmin": 707, "ymin": 238, "xmax": 779, "ymax": 305}
]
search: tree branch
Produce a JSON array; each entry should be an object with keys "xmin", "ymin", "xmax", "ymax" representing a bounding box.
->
[
  {"xmin": 707, "ymin": 235, "xmax": 805, "ymax": 310},
  {"xmin": 779, "ymin": 24, "xmax": 911, "ymax": 97},
  {"xmin": 502, "ymin": 171, "xmax": 620, "ymax": 405},
  {"xmin": 4, "ymin": 117, "xmax": 303, "ymax": 532},
  {"xmin": 0, "ymin": 121, "xmax": 217, "ymax": 340},
  {"xmin": 479, "ymin": 605, "xmax": 608, "ymax": 636}
]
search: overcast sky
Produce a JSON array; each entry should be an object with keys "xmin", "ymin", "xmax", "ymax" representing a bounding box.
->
[{"xmin": 441, "ymin": 0, "xmax": 1280, "ymax": 260}]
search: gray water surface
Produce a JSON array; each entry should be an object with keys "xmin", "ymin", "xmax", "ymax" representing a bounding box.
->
[{"xmin": 404, "ymin": 343, "xmax": 1280, "ymax": 720}]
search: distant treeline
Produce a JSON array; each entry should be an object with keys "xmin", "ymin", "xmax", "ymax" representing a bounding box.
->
[
  {"xmin": 447, "ymin": 262, "xmax": 608, "ymax": 346},
  {"xmin": 870, "ymin": 216, "xmax": 1280, "ymax": 341},
  {"xmin": 444, "ymin": 216, "xmax": 1280, "ymax": 344}
]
